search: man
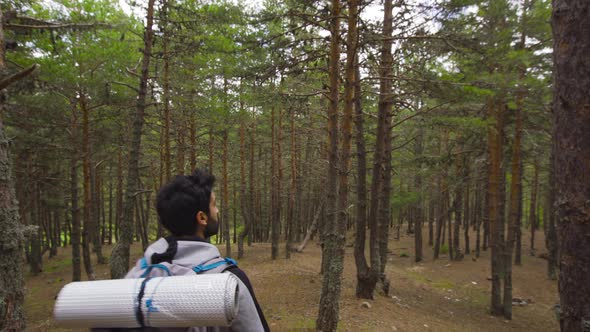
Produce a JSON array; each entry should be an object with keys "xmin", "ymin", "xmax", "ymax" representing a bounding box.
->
[{"xmin": 126, "ymin": 169, "xmax": 269, "ymax": 331}]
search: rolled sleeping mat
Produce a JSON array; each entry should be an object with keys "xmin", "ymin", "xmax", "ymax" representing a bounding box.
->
[{"xmin": 54, "ymin": 274, "xmax": 240, "ymax": 328}]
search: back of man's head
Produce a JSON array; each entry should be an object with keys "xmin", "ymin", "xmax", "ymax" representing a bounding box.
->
[{"xmin": 156, "ymin": 168, "xmax": 216, "ymax": 236}]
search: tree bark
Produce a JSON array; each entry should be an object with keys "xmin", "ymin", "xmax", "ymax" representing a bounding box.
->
[
  {"xmin": 552, "ymin": 1, "xmax": 590, "ymax": 329},
  {"xmin": 110, "ymin": 0, "xmax": 155, "ymax": 279},
  {"xmin": 414, "ymin": 124, "xmax": 424, "ymax": 262},
  {"xmin": 0, "ymin": 119, "xmax": 26, "ymax": 331},
  {"xmin": 0, "ymin": 26, "xmax": 29, "ymax": 332}
]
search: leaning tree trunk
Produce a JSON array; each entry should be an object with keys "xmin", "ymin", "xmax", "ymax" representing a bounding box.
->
[
  {"xmin": 316, "ymin": 0, "xmax": 342, "ymax": 330},
  {"xmin": 110, "ymin": 0, "xmax": 155, "ymax": 279},
  {"xmin": 552, "ymin": 1, "xmax": 590, "ymax": 330}
]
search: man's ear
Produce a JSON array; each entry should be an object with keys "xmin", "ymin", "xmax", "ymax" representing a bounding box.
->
[{"xmin": 196, "ymin": 211, "xmax": 208, "ymax": 226}]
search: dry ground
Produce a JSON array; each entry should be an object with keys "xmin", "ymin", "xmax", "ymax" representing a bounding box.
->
[{"xmin": 25, "ymin": 226, "xmax": 559, "ymax": 331}]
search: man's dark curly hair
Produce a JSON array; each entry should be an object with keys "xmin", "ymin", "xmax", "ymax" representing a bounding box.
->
[{"xmin": 156, "ymin": 168, "xmax": 215, "ymax": 236}]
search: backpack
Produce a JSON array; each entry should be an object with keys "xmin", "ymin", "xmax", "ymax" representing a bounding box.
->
[{"xmin": 133, "ymin": 256, "xmax": 238, "ymax": 278}]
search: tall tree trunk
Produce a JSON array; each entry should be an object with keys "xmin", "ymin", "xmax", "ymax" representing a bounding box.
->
[
  {"xmin": 514, "ymin": 170, "xmax": 523, "ymax": 265},
  {"xmin": 189, "ymin": 112, "xmax": 196, "ymax": 171},
  {"xmin": 93, "ymin": 163, "xmax": 105, "ymax": 262},
  {"xmin": 222, "ymin": 129, "xmax": 230, "ymax": 257},
  {"xmin": 158, "ymin": 1, "xmax": 172, "ymax": 239},
  {"xmin": 552, "ymin": 1, "xmax": 590, "ymax": 329},
  {"xmin": 488, "ymin": 96, "xmax": 506, "ymax": 316},
  {"xmin": 316, "ymin": 0, "xmax": 342, "ymax": 329},
  {"xmin": 175, "ymin": 111, "xmax": 186, "ymax": 175},
  {"xmin": 270, "ymin": 107, "xmax": 279, "ymax": 259},
  {"xmin": 115, "ymin": 146, "xmax": 123, "ymax": 242},
  {"xmin": 0, "ymin": 117, "xmax": 26, "ymax": 331},
  {"xmin": 70, "ymin": 100, "xmax": 82, "ymax": 281},
  {"xmin": 464, "ymin": 158, "xmax": 471, "ymax": 255},
  {"xmin": 80, "ymin": 94, "xmax": 96, "ymax": 280},
  {"xmin": 428, "ymin": 190, "xmax": 435, "ymax": 246},
  {"xmin": 378, "ymin": 119, "xmax": 393, "ymax": 295},
  {"xmin": 110, "ymin": 0, "xmax": 155, "ymax": 279},
  {"xmin": 545, "ymin": 147, "xmax": 558, "ymax": 280},
  {"xmin": 108, "ymin": 169, "xmax": 113, "ymax": 245},
  {"xmin": 238, "ymin": 112, "xmax": 250, "ymax": 259},
  {"xmin": 434, "ymin": 135, "xmax": 447, "ymax": 259},
  {"xmin": 286, "ymin": 107, "xmax": 297, "ymax": 259},
  {"xmin": 475, "ymin": 173, "xmax": 482, "ymax": 258},
  {"xmin": 249, "ymin": 120, "xmax": 256, "ymax": 246},
  {"xmin": 414, "ymin": 125, "xmax": 424, "ymax": 262},
  {"xmin": 504, "ymin": 4, "xmax": 527, "ymax": 316},
  {"xmin": 208, "ymin": 128, "xmax": 214, "ymax": 174},
  {"xmin": 529, "ymin": 157, "xmax": 539, "ymax": 256},
  {"xmin": 30, "ymin": 182, "xmax": 42, "ymax": 275},
  {"xmin": 353, "ymin": 55, "xmax": 374, "ymax": 297},
  {"xmin": 453, "ymin": 153, "xmax": 463, "ymax": 261}
]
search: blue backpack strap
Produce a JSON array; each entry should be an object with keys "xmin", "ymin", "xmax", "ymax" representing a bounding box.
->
[
  {"xmin": 193, "ymin": 257, "xmax": 237, "ymax": 274},
  {"xmin": 139, "ymin": 257, "xmax": 172, "ymax": 278}
]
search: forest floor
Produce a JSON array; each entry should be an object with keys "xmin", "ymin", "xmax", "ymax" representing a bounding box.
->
[{"xmin": 25, "ymin": 226, "xmax": 559, "ymax": 331}]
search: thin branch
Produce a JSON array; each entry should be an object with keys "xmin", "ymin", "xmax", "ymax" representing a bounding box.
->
[
  {"xmin": 392, "ymin": 135, "xmax": 417, "ymax": 152},
  {"xmin": 4, "ymin": 22, "xmax": 113, "ymax": 31},
  {"xmin": 111, "ymin": 81, "xmax": 139, "ymax": 93},
  {"xmin": 0, "ymin": 64, "xmax": 39, "ymax": 90}
]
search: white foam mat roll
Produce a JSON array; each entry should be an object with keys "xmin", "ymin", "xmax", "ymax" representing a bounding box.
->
[{"xmin": 54, "ymin": 274, "xmax": 240, "ymax": 328}]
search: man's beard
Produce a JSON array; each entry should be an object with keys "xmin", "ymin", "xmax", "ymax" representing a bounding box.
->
[{"xmin": 204, "ymin": 214, "xmax": 219, "ymax": 239}]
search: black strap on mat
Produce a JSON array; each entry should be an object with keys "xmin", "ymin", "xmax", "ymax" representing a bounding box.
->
[{"xmin": 135, "ymin": 277, "xmax": 152, "ymax": 328}]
